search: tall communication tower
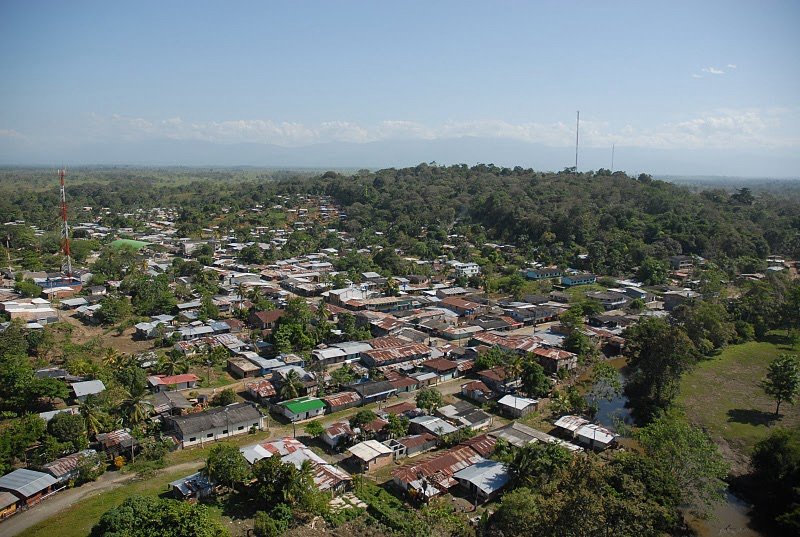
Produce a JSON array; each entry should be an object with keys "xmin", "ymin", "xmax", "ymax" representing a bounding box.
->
[
  {"xmin": 611, "ymin": 143, "xmax": 615, "ymax": 170},
  {"xmin": 58, "ymin": 168, "xmax": 73, "ymax": 277},
  {"xmin": 575, "ymin": 110, "xmax": 580, "ymax": 172}
]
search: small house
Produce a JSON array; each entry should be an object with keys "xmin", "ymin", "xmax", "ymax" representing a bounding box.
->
[
  {"xmin": 152, "ymin": 390, "xmax": 193, "ymax": 416},
  {"xmin": 496, "ymin": 394, "xmax": 539, "ymax": 418},
  {"xmin": 70, "ymin": 380, "xmax": 106, "ymax": 402},
  {"xmin": 0, "ymin": 491, "xmax": 18, "ymax": 520},
  {"xmin": 385, "ymin": 432, "xmax": 437, "ymax": 459},
  {"xmin": 245, "ymin": 379, "xmax": 277, "ymax": 404},
  {"xmin": 525, "ymin": 267, "xmax": 562, "ymax": 281},
  {"xmin": 0, "ymin": 468, "xmax": 58, "ymax": 507},
  {"xmin": 322, "ymin": 391, "xmax": 362, "ymax": 414},
  {"xmin": 96, "ymin": 429, "xmax": 139, "ymax": 460},
  {"xmin": 166, "ymin": 403, "xmax": 263, "ymax": 448},
  {"xmin": 147, "ymin": 374, "xmax": 200, "ymax": 393},
  {"xmin": 421, "ymin": 358, "xmax": 459, "ymax": 382},
  {"xmin": 561, "ymin": 273, "xmax": 597, "ymax": 287},
  {"xmin": 227, "ymin": 357, "xmax": 260, "ymax": 378},
  {"xmin": 409, "ymin": 415, "xmax": 458, "ymax": 437},
  {"xmin": 453, "ymin": 459, "xmax": 510, "ymax": 503},
  {"xmin": 533, "ymin": 347, "xmax": 578, "ymax": 374},
  {"xmin": 477, "ymin": 366, "xmax": 520, "ymax": 394},
  {"xmin": 40, "ymin": 449, "xmax": 98, "ymax": 484},
  {"xmin": 575, "ymin": 423, "xmax": 617, "ymax": 451},
  {"xmin": 280, "ymin": 396, "xmax": 326, "ymax": 422},
  {"xmin": 248, "ymin": 309, "xmax": 285, "ymax": 331},
  {"xmin": 321, "ymin": 421, "xmax": 356, "ymax": 449},
  {"xmin": 169, "ymin": 472, "xmax": 215, "ymax": 501},
  {"xmin": 460, "ymin": 380, "xmax": 493, "ymax": 403},
  {"xmin": 553, "ymin": 415, "xmax": 590, "ymax": 437},
  {"xmin": 348, "ymin": 440, "xmax": 394, "ymax": 472},
  {"xmin": 437, "ymin": 401, "xmax": 494, "ymax": 431},
  {"xmin": 350, "ymin": 380, "xmax": 397, "ymax": 404}
]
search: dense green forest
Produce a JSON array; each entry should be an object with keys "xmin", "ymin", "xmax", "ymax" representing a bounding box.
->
[{"xmin": 1, "ymin": 165, "xmax": 797, "ymax": 277}]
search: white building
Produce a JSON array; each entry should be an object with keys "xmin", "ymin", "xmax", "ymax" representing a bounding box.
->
[
  {"xmin": 454, "ymin": 262, "xmax": 480, "ymax": 278},
  {"xmin": 166, "ymin": 402, "xmax": 263, "ymax": 448}
]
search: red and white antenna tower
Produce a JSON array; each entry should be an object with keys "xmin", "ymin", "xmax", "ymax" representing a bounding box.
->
[{"xmin": 58, "ymin": 168, "xmax": 73, "ymax": 277}]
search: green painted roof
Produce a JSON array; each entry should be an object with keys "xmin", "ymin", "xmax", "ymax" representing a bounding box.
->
[
  {"xmin": 110, "ymin": 239, "xmax": 149, "ymax": 251},
  {"xmin": 281, "ymin": 397, "xmax": 325, "ymax": 414}
]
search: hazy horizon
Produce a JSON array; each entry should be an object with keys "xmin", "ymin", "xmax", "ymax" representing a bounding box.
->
[{"xmin": 2, "ymin": 1, "xmax": 799, "ymax": 176}]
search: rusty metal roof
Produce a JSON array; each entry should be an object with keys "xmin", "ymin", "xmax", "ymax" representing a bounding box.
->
[
  {"xmin": 246, "ymin": 379, "xmax": 276, "ymax": 398},
  {"xmin": 367, "ymin": 336, "xmax": 409, "ymax": 349},
  {"xmin": 322, "ymin": 391, "xmax": 362, "ymax": 408},
  {"xmin": 362, "ymin": 343, "xmax": 430, "ymax": 364},
  {"xmin": 422, "ymin": 358, "xmax": 458, "ymax": 372},
  {"xmin": 40, "ymin": 449, "xmax": 96, "ymax": 479},
  {"xmin": 392, "ymin": 445, "xmax": 483, "ymax": 485},
  {"xmin": 460, "ymin": 434, "xmax": 497, "ymax": 457}
]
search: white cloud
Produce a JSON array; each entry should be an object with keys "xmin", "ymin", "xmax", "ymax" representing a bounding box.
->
[
  {"xmin": 701, "ymin": 66, "xmax": 725, "ymax": 75},
  {"xmin": 0, "ymin": 128, "xmax": 26, "ymax": 139},
  {"xmin": 691, "ymin": 74, "xmax": 703, "ymax": 79},
  {"xmin": 83, "ymin": 108, "xmax": 798, "ymax": 152},
  {"xmin": 727, "ymin": 63, "xmax": 737, "ymax": 69}
]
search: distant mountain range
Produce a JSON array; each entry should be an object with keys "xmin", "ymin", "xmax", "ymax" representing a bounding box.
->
[{"xmin": 1, "ymin": 136, "xmax": 798, "ymax": 178}]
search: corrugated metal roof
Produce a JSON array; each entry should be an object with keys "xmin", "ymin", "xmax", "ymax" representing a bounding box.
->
[
  {"xmin": 150, "ymin": 374, "xmax": 199, "ymax": 385},
  {"xmin": 0, "ymin": 468, "xmax": 57, "ymax": 498},
  {"xmin": 460, "ymin": 434, "xmax": 497, "ymax": 457},
  {"xmin": 497, "ymin": 394, "xmax": 539, "ymax": 410},
  {"xmin": 41, "ymin": 449, "xmax": 96, "ymax": 479},
  {"xmin": 322, "ymin": 391, "xmax": 361, "ymax": 408},
  {"xmin": 349, "ymin": 440, "xmax": 393, "ymax": 461},
  {"xmin": 554, "ymin": 415, "xmax": 590, "ymax": 432},
  {"xmin": 392, "ymin": 445, "xmax": 483, "ymax": 485},
  {"xmin": 280, "ymin": 397, "xmax": 325, "ymax": 414},
  {"xmin": 168, "ymin": 403, "xmax": 262, "ymax": 437},
  {"xmin": 247, "ymin": 438, "xmax": 351, "ymax": 491},
  {"xmin": 71, "ymin": 379, "xmax": 105, "ymax": 397},
  {"xmin": 246, "ymin": 380, "xmax": 276, "ymax": 398},
  {"xmin": 0, "ymin": 491, "xmax": 18, "ymax": 509},
  {"xmin": 453, "ymin": 459, "xmax": 509, "ymax": 495},
  {"xmin": 367, "ymin": 336, "xmax": 409, "ymax": 349},
  {"xmin": 576, "ymin": 424, "xmax": 616, "ymax": 445}
]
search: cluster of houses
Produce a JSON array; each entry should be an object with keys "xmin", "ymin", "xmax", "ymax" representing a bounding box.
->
[
  {"xmin": 2, "ymin": 194, "xmax": 737, "ymax": 518},
  {"xmin": 0, "ymin": 448, "xmax": 103, "ymax": 518}
]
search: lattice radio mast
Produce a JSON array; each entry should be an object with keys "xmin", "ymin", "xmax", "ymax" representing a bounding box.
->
[{"xmin": 59, "ymin": 168, "xmax": 73, "ymax": 277}]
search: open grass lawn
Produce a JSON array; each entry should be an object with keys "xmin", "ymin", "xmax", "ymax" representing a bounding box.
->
[
  {"xmin": 21, "ymin": 466, "xmax": 203, "ymax": 537},
  {"xmin": 678, "ymin": 334, "xmax": 800, "ymax": 471}
]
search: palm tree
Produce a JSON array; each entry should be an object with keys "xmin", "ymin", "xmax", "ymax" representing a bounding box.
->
[
  {"xmin": 159, "ymin": 350, "xmax": 189, "ymax": 376},
  {"xmin": 102, "ymin": 348, "xmax": 121, "ymax": 368},
  {"xmin": 284, "ymin": 459, "xmax": 315, "ymax": 504},
  {"xmin": 280, "ymin": 369, "xmax": 303, "ymax": 400},
  {"xmin": 79, "ymin": 395, "xmax": 105, "ymax": 437},
  {"xmin": 504, "ymin": 354, "xmax": 523, "ymax": 392},
  {"xmin": 121, "ymin": 388, "xmax": 153, "ymax": 427}
]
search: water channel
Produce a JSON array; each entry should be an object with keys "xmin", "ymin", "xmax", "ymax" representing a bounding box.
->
[{"xmin": 587, "ymin": 360, "xmax": 763, "ymax": 536}]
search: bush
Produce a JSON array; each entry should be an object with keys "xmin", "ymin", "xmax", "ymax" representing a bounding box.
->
[
  {"xmin": 212, "ymin": 388, "xmax": 236, "ymax": 407},
  {"xmin": 324, "ymin": 506, "xmax": 366, "ymax": 527},
  {"xmin": 254, "ymin": 511, "xmax": 289, "ymax": 537},
  {"xmin": 76, "ymin": 452, "xmax": 106, "ymax": 484}
]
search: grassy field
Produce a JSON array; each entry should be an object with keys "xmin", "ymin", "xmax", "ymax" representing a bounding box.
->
[
  {"xmin": 17, "ymin": 394, "xmax": 406, "ymax": 537},
  {"xmin": 678, "ymin": 334, "xmax": 800, "ymax": 473},
  {"xmin": 21, "ymin": 465, "xmax": 203, "ymax": 537}
]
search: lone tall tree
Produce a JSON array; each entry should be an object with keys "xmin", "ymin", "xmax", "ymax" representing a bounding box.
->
[{"xmin": 762, "ymin": 354, "xmax": 800, "ymax": 416}]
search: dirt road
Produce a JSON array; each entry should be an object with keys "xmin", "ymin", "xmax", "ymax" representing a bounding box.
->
[
  {"xmin": 2, "ymin": 377, "xmax": 470, "ymax": 537},
  {"xmin": 2, "ymin": 460, "xmax": 205, "ymax": 537}
]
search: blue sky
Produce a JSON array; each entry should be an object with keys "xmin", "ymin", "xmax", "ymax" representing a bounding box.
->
[{"xmin": 1, "ymin": 1, "xmax": 799, "ymax": 175}]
